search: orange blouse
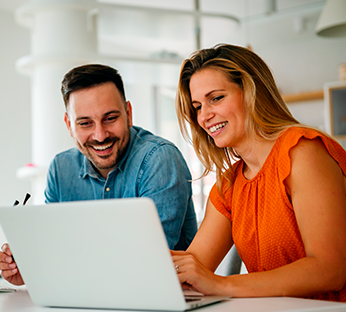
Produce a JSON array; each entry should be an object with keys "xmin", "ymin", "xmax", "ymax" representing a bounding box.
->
[{"xmin": 210, "ymin": 127, "xmax": 346, "ymax": 302}]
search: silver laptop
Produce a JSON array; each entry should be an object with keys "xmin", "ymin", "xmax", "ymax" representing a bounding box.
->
[{"xmin": 0, "ymin": 198, "xmax": 229, "ymax": 311}]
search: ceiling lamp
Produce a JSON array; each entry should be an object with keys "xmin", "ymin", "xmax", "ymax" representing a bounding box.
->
[{"xmin": 316, "ymin": 0, "xmax": 346, "ymax": 37}]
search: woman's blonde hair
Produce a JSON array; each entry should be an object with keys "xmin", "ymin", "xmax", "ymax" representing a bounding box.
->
[{"xmin": 175, "ymin": 44, "xmax": 300, "ymax": 193}]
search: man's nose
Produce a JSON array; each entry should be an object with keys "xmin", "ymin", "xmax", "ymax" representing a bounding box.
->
[{"xmin": 92, "ymin": 123, "xmax": 109, "ymax": 142}]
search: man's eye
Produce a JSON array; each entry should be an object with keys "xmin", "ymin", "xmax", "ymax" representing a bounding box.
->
[
  {"xmin": 105, "ymin": 116, "xmax": 118, "ymax": 123},
  {"xmin": 79, "ymin": 121, "xmax": 92, "ymax": 127}
]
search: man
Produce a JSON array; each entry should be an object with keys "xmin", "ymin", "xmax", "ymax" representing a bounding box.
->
[{"xmin": 0, "ymin": 64, "xmax": 197, "ymax": 285}]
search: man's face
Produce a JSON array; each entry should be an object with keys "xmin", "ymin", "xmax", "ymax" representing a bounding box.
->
[{"xmin": 64, "ymin": 82, "xmax": 133, "ymax": 179}]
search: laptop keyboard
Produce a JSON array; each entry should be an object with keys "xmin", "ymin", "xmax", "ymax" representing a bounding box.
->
[{"xmin": 185, "ymin": 298, "xmax": 202, "ymax": 302}]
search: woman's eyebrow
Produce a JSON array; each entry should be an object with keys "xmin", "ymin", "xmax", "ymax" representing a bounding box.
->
[{"xmin": 192, "ymin": 89, "xmax": 225, "ymax": 103}]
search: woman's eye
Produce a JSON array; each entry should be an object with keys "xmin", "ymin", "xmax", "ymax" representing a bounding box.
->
[
  {"xmin": 192, "ymin": 104, "xmax": 201, "ymax": 111},
  {"xmin": 212, "ymin": 95, "xmax": 224, "ymax": 102}
]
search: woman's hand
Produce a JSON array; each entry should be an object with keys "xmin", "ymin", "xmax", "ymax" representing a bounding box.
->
[
  {"xmin": 170, "ymin": 198, "xmax": 234, "ymax": 296},
  {"xmin": 171, "ymin": 250, "xmax": 226, "ymax": 296},
  {"xmin": 0, "ymin": 243, "xmax": 24, "ymax": 286}
]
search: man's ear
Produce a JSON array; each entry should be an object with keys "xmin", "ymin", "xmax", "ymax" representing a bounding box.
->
[
  {"xmin": 64, "ymin": 112, "xmax": 73, "ymax": 137},
  {"xmin": 126, "ymin": 101, "xmax": 133, "ymax": 128}
]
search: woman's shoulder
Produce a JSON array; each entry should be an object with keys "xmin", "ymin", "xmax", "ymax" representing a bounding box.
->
[
  {"xmin": 279, "ymin": 126, "xmax": 325, "ymax": 142},
  {"xmin": 277, "ymin": 126, "xmax": 340, "ymax": 155},
  {"xmin": 277, "ymin": 126, "xmax": 346, "ymax": 180},
  {"xmin": 288, "ymin": 136, "xmax": 331, "ymax": 163}
]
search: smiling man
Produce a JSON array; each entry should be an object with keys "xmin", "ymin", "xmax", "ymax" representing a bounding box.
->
[
  {"xmin": 64, "ymin": 81, "xmax": 132, "ymax": 179},
  {"xmin": 46, "ymin": 64, "xmax": 197, "ymax": 250},
  {"xmin": 0, "ymin": 64, "xmax": 197, "ymax": 286}
]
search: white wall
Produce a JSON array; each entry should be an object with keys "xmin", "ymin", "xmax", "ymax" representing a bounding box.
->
[
  {"xmin": 0, "ymin": 0, "xmax": 345, "ymax": 271},
  {"xmin": 0, "ymin": 9, "xmax": 31, "ymax": 208},
  {"xmin": 246, "ymin": 9, "xmax": 345, "ymax": 94},
  {"xmin": 247, "ymin": 9, "xmax": 346, "ymax": 138},
  {"xmin": 0, "ymin": 2, "xmax": 345, "ymax": 209},
  {"xmin": 0, "ymin": 9, "xmax": 31, "ymax": 244}
]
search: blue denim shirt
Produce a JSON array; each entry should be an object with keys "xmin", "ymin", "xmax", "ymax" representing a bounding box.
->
[{"xmin": 44, "ymin": 126, "xmax": 197, "ymax": 250}]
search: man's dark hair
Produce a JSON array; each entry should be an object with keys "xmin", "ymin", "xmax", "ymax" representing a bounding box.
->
[{"xmin": 61, "ymin": 64, "xmax": 126, "ymax": 110}]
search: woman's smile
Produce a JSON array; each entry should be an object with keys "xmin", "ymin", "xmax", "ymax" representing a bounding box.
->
[{"xmin": 190, "ymin": 68, "xmax": 246, "ymax": 149}]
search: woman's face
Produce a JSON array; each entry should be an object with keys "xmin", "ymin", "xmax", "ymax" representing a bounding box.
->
[{"xmin": 189, "ymin": 68, "xmax": 247, "ymax": 149}]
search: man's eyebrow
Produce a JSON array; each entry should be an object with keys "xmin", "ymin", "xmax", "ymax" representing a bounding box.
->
[
  {"xmin": 104, "ymin": 110, "xmax": 121, "ymax": 116},
  {"xmin": 75, "ymin": 110, "xmax": 121, "ymax": 122},
  {"xmin": 75, "ymin": 116, "xmax": 90, "ymax": 122}
]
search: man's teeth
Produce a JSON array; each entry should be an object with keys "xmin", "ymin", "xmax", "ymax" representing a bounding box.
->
[
  {"xmin": 92, "ymin": 142, "xmax": 113, "ymax": 151},
  {"xmin": 210, "ymin": 122, "xmax": 227, "ymax": 133}
]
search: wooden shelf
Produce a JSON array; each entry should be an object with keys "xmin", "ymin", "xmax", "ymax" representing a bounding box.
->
[{"xmin": 281, "ymin": 89, "xmax": 324, "ymax": 103}]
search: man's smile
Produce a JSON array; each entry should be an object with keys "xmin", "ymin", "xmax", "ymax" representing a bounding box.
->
[{"xmin": 90, "ymin": 141, "xmax": 115, "ymax": 151}]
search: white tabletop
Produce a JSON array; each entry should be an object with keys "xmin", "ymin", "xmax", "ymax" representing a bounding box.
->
[{"xmin": 1, "ymin": 284, "xmax": 346, "ymax": 312}]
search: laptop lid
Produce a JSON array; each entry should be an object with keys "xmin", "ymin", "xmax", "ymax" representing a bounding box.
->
[{"xmin": 0, "ymin": 198, "xmax": 228, "ymax": 311}]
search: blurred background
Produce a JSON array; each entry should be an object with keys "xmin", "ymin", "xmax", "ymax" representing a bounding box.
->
[{"xmin": 0, "ymin": 0, "xmax": 345, "ymax": 225}]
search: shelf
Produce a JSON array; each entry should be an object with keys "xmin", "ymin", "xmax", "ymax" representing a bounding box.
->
[{"xmin": 281, "ymin": 89, "xmax": 324, "ymax": 103}]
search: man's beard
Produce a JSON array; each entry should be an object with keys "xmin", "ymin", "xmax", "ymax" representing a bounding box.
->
[{"xmin": 78, "ymin": 132, "xmax": 130, "ymax": 173}]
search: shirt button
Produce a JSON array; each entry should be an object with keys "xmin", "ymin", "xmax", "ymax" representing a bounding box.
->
[{"xmin": 106, "ymin": 187, "xmax": 110, "ymax": 192}]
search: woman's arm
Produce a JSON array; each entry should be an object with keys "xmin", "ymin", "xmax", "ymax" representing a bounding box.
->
[
  {"xmin": 229, "ymin": 138, "xmax": 346, "ymax": 298},
  {"xmin": 187, "ymin": 197, "xmax": 234, "ymax": 271},
  {"xmin": 280, "ymin": 137, "xmax": 346, "ymax": 295},
  {"xmin": 171, "ymin": 198, "xmax": 234, "ymax": 294},
  {"xmin": 173, "ymin": 138, "xmax": 346, "ymax": 298}
]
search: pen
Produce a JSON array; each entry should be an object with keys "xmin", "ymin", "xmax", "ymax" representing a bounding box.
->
[
  {"xmin": 13, "ymin": 193, "xmax": 31, "ymax": 207},
  {"xmin": 23, "ymin": 193, "xmax": 31, "ymax": 205},
  {"xmin": 11, "ymin": 200, "xmax": 18, "ymax": 259},
  {"xmin": 10, "ymin": 193, "xmax": 31, "ymax": 261}
]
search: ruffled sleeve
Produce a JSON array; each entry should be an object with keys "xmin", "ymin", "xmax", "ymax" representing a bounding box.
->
[
  {"xmin": 278, "ymin": 127, "xmax": 346, "ymax": 186},
  {"xmin": 209, "ymin": 161, "xmax": 243, "ymax": 221}
]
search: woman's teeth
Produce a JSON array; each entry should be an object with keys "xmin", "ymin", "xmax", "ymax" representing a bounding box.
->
[{"xmin": 210, "ymin": 122, "xmax": 227, "ymax": 133}]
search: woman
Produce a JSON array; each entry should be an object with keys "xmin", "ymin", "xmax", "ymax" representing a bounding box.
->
[{"xmin": 173, "ymin": 43, "xmax": 346, "ymax": 301}]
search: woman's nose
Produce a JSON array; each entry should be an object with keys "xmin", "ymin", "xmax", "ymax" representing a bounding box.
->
[{"xmin": 199, "ymin": 104, "xmax": 214, "ymax": 125}]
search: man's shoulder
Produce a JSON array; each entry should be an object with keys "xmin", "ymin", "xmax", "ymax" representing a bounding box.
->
[
  {"xmin": 125, "ymin": 127, "xmax": 192, "ymax": 185},
  {"xmin": 51, "ymin": 147, "xmax": 84, "ymax": 165},
  {"xmin": 131, "ymin": 126, "xmax": 177, "ymax": 151},
  {"xmin": 54, "ymin": 147, "xmax": 81, "ymax": 158},
  {"xmin": 126, "ymin": 126, "xmax": 187, "ymax": 169}
]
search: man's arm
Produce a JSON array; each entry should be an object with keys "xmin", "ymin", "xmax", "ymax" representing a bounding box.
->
[
  {"xmin": 44, "ymin": 158, "xmax": 60, "ymax": 203},
  {"xmin": 0, "ymin": 244, "xmax": 24, "ymax": 285},
  {"xmin": 137, "ymin": 144, "xmax": 197, "ymax": 250}
]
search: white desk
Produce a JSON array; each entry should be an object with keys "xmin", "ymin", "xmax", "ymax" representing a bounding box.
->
[{"xmin": 1, "ymin": 286, "xmax": 346, "ymax": 312}]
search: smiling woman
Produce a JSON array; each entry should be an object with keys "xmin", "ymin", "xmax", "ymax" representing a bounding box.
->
[
  {"xmin": 176, "ymin": 44, "xmax": 298, "ymax": 190},
  {"xmin": 173, "ymin": 43, "xmax": 346, "ymax": 302},
  {"xmin": 189, "ymin": 68, "xmax": 246, "ymax": 149}
]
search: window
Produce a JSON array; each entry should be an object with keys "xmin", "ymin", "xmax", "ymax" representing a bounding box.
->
[{"xmin": 153, "ymin": 86, "xmax": 216, "ymax": 223}]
